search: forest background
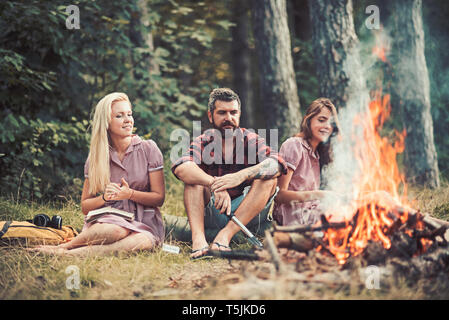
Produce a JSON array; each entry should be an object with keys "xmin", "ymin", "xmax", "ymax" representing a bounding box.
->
[
  {"xmin": 2, "ymin": 0, "xmax": 449, "ymax": 301},
  {"xmin": 0, "ymin": 0, "xmax": 448, "ymax": 204}
]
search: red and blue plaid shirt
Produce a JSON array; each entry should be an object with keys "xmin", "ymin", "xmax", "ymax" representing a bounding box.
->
[{"xmin": 171, "ymin": 128, "xmax": 287, "ymax": 199}]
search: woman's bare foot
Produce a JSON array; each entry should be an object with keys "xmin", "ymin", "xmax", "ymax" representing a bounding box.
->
[{"xmin": 27, "ymin": 245, "xmax": 68, "ymax": 255}]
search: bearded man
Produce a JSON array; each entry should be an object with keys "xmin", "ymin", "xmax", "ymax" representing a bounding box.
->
[{"xmin": 172, "ymin": 88, "xmax": 287, "ymax": 259}]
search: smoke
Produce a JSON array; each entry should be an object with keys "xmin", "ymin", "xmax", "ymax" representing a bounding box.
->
[
  {"xmin": 317, "ymin": 0, "xmax": 449, "ymax": 217},
  {"xmin": 318, "ymin": 29, "xmax": 384, "ymax": 219}
]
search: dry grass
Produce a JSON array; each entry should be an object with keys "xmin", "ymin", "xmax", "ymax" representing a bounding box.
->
[
  {"xmin": 0, "ymin": 174, "xmax": 237, "ymax": 300},
  {"xmin": 0, "ymin": 243, "xmax": 239, "ymax": 300},
  {"xmin": 1, "ymin": 178, "xmax": 448, "ymax": 300},
  {"xmin": 409, "ymin": 180, "xmax": 449, "ymax": 220}
]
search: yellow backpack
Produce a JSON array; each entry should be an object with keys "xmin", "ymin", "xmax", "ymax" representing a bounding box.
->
[{"xmin": 0, "ymin": 221, "xmax": 78, "ymax": 246}]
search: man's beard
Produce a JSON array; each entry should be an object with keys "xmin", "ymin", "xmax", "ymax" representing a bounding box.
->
[{"xmin": 212, "ymin": 119, "xmax": 239, "ymax": 136}]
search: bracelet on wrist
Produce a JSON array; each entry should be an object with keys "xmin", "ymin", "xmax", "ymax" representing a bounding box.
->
[
  {"xmin": 102, "ymin": 193, "xmax": 107, "ymax": 202},
  {"xmin": 129, "ymin": 189, "xmax": 134, "ymax": 200}
]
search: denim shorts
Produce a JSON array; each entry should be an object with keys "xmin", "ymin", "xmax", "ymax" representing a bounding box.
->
[{"xmin": 204, "ymin": 186, "xmax": 279, "ymax": 235}]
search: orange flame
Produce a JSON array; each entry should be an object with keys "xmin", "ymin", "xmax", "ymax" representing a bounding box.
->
[
  {"xmin": 322, "ymin": 90, "xmax": 414, "ymax": 264},
  {"xmin": 318, "ymin": 33, "xmax": 433, "ymax": 264},
  {"xmin": 372, "ymin": 46, "xmax": 387, "ymax": 62},
  {"xmin": 372, "ymin": 30, "xmax": 389, "ymax": 63}
]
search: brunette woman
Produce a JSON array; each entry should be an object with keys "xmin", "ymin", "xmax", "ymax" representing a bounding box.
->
[{"xmin": 273, "ymin": 98, "xmax": 341, "ymax": 226}]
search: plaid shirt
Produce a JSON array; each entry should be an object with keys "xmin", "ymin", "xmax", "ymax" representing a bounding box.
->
[{"xmin": 171, "ymin": 128, "xmax": 287, "ymax": 199}]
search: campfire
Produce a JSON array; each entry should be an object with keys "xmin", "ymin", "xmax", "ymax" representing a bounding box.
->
[
  {"xmin": 319, "ymin": 91, "xmax": 429, "ymax": 265},
  {"xmin": 218, "ymin": 88, "xmax": 449, "ymax": 283},
  {"xmin": 225, "ymin": 88, "xmax": 449, "ymax": 299},
  {"xmin": 271, "ymin": 91, "xmax": 448, "ymax": 267}
]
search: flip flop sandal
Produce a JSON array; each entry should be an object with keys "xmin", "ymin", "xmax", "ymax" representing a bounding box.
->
[
  {"xmin": 211, "ymin": 242, "xmax": 232, "ymax": 251},
  {"xmin": 190, "ymin": 246, "xmax": 213, "ymax": 260}
]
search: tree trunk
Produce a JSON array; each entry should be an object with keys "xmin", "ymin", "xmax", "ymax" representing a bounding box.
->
[
  {"xmin": 307, "ymin": 0, "xmax": 371, "ymax": 196},
  {"xmin": 389, "ymin": 0, "xmax": 440, "ymax": 188},
  {"xmin": 138, "ymin": 0, "xmax": 160, "ymax": 76},
  {"xmin": 231, "ymin": 0, "xmax": 254, "ymax": 129},
  {"xmin": 308, "ymin": 0, "xmax": 368, "ymax": 112},
  {"xmin": 251, "ymin": 0, "xmax": 302, "ymax": 140}
]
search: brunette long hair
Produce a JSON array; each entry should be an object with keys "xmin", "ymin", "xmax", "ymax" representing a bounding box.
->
[{"xmin": 295, "ymin": 98, "xmax": 340, "ymax": 169}]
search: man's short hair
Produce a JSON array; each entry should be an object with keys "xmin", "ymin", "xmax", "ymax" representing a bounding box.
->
[{"xmin": 208, "ymin": 88, "xmax": 241, "ymax": 114}]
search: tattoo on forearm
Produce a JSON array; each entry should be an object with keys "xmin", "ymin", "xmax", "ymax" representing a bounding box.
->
[{"xmin": 247, "ymin": 158, "xmax": 280, "ymax": 180}]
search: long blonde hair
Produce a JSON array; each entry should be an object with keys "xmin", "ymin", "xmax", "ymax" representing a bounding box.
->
[{"xmin": 87, "ymin": 92, "xmax": 131, "ymax": 195}]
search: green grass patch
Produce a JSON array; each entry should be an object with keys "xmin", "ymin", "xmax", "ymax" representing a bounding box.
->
[{"xmin": 1, "ymin": 180, "xmax": 448, "ymax": 299}]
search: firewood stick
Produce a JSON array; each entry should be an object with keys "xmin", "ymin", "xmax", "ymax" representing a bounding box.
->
[
  {"xmin": 273, "ymin": 231, "xmax": 291, "ymax": 247},
  {"xmin": 286, "ymin": 273, "xmax": 350, "ymax": 286},
  {"xmin": 264, "ymin": 230, "xmax": 285, "ymax": 274},
  {"xmin": 207, "ymin": 250, "xmax": 261, "ymax": 261},
  {"xmin": 422, "ymin": 214, "xmax": 449, "ymax": 228},
  {"xmin": 273, "ymin": 232, "xmax": 315, "ymax": 252},
  {"xmin": 273, "ymin": 221, "xmax": 347, "ymax": 233},
  {"xmin": 406, "ymin": 209, "xmax": 449, "ymax": 230},
  {"xmin": 420, "ymin": 214, "xmax": 449, "ymax": 242}
]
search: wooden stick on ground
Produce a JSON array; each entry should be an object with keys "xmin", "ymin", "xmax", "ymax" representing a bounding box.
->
[
  {"xmin": 264, "ymin": 229, "xmax": 286, "ymax": 274},
  {"xmin": 273, "ymin": 231, "xmax": 315, "ymax": 252},
  {"xmin": 273, "ymin": 222, "xmax": 348, "ymax": 233}
]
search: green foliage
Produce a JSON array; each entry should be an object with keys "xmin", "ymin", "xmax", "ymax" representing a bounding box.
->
[
  {"xmin": 0, "ymin": 0, "xmax": 232, "ymax": 201},
  {"xmin": 0, "ymin": 115, "xmax": 89, "ymax": 201}
]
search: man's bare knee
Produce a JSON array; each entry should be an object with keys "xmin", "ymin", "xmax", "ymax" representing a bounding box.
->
[{"xmin": 251, "ymin": 178, "xmax": 277, "ymax": 195}]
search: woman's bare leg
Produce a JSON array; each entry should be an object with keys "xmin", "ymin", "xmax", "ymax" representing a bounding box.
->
[
  {"xmin": 61, "ymin": 222, "xmax": 130, "ymax": 249},
  {"xmin": 59, "ymin": 232, "xmax": 154, "ymax": 256},
  {"xmin": 31, "ymin": 223, "xmax": 130, "ymax": 253}
]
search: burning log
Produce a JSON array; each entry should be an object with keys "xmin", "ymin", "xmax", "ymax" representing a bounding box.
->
[{"xmin": 269, "ymin": 197, "xmax": 449, "ymax": 267}]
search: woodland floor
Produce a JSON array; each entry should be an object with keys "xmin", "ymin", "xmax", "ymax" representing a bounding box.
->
[{"xmin": 1, "ymin": 182, "xmax": 449, "ymax": 300}]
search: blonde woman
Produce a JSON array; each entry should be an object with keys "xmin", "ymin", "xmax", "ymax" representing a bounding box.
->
[{"xmin": 35, "ymin": 93, "xmax": 165, "ymax": 255}]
